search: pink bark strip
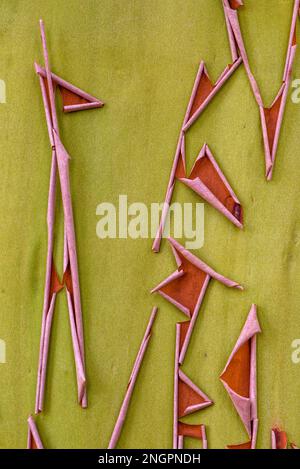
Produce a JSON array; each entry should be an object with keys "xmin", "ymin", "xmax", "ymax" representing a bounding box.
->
[
  {"xmin": 37, "ymin": 294, "xmax": 56, "ymax": 412},
  {"xmin": 202, "ymin": 425, "xmax": 208, "ymax": 450},
  {"xmin": 271, "ymin": 429, "xmax": 277, "ymax": 449},
  {"xmin": 63, "ymin": 103, "xmax": 103, "ymax": 112},
  {"xmin": 64, "ymin": 231, "xmax": 86, "ymax": 403},
  {"xmin": 36, "ymin": 71, "xmax": 54, "ymax": 147},
  {"xmin": 152, "ymin": 133, "xmax": 184, "ymax": 253},
  {"xmin": 27, "ymin": 416, "xmax": 44, "ymax": 449},
  {"xmin": 39, "ymin": 20, "xmax": 59, "ymax": 133},
  {"xmin": 35, "ymin": 62, "xmax": 104, "ymax": 109},
  {"xmin": 66, "ymin": 288, "xmax": 86, "ymax": 402},
  {"xmin": 173, "ymin": 324, "xmax": 180, "ymax": 449},
  {"xmin": 52, "ymin": 130, "xmax": 87, "ymax": 407},
  {"xmin": 108, "ymin": 307, "xmax": 158, "ymax": 449},
  {"xmin": 177, "ymin": 435, "xmax": 184, "ymax": 449},
  {"xmin": 151, "ymin": 269, "xmax": 186, "ymax": 297},
  {"xmin": 35, "ymin": 151, "xmax": 57, "ymax": 413},
  {"xmin": 35, "ymin": 19, "xmax": 101, "ymax": 411},
  {"xmin": 222, "ymin": 0, "xmax": 239, "ymax": 62},
  {"xmin": 156, "ymin": 290, "xmax": 191, "ymax": 318},
  {"xmin": 283, "ymin": 0, "xmax": 299, "ymax": 82},
  {"xmin": 35, "ymin": 22, "xmax": 60, "ymax": 413},
  {"xmin": 35, "ymin": 20, "xmax": 63, "ymax": 414},
  {"xmin": 152, "ymin": 60, "xmax": 206, "ymax": 253},
  {"xmin": 168, "ymin": 237, "xmax": 243, "ymax": 289}
]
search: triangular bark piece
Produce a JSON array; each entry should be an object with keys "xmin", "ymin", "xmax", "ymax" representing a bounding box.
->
[{"xmin": 179, "ymin": 144, "xmax": 243, "ymax": 228}]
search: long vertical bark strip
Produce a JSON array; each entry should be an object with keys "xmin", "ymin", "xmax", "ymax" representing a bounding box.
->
[
  {"xmin": 38, "ymin": 294, "xmax": 56, "ymax": 412},
  {"xmin": 35, "ymin": 155, "xmax": 58, "ymax": 412},
  {"xmin": 201, "ymin": 425, "xmax": 208, "ymax": 449},
  {"xmin": 64, "ymin": 230, "xmax": 86, "ymax": 403},
  {"xmin": 177, "ymin": 435, "xmax": 184, "ymax": 449},
  {"xmin": 39, "ymin": 20, "xmax": 59, "ymax": 134},
  {"xmin": 35, "ymin": 20, "xmax": 61, "ymax": 413},
  {"xmin": 52, "ymin": 130, "xmax": 87, "ymax": 406},
  {"xmin": 108, "ymin": 307, "xmax": 158, "ymax": 449},
  {"xmin": 250, "ymin": 334, "xmax": 258, "ymax": 449},
  {"xmin": 173, "ymin": 324, "xmax": 180, "ymax": 449},
  {"xmin": 35, "ymin": 19, "xmax": 89, "ymax": 410},
  {"xmin": 37, "ymin": 71, "xmax": 54, "ymax": 146},
  {"xmin": 283, "ymin": 0, "xmax": 299, "ymax": 82},
  {"xmin": 222, "ymin": 0, "xmax": 239, "ymax": 62},
  {"xmin": 34, "ymin": 41, "xmax": 57, "ymax": 413}
]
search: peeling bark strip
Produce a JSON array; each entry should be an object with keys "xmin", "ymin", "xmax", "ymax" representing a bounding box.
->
[
  {"xmin": 108, "ymin": 307, "xmax": 158, "ymax": 449},
  {"xmin": 220, "ymin": 305, "xmax": 261, "ymax": 449},
  {"xmin": 27, "ymin": 416, "xmax": 44, "ymax": 449},
  {"xmin": 173, "ymin": 323, "xmax": 212, "ymax": 449},
  {"xmin": 34, "ymin": 19, "xmax": 104, "ymax": 414},
  {"xmin": 178, "ymin": 143, "xmax": 243, "ymax": 229}
]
